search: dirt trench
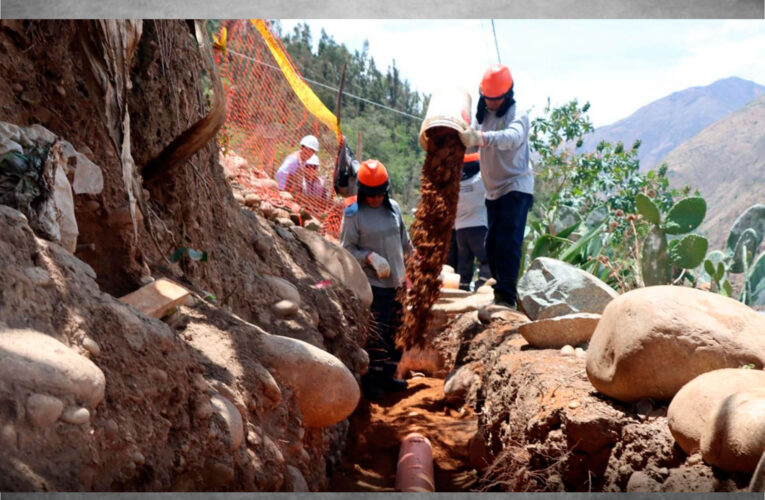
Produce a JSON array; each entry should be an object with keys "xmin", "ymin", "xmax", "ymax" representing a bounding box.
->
[
  {"xmin": 328, "ymin": 377, "xmax": 478, "ymax": 492},
  {"xmin": 5, "ymin": 19, "xmax": 756, "ymax": 494},
  {"xmin": 0, "ymin": 19, "xmax": 484, "ymax": 493}
]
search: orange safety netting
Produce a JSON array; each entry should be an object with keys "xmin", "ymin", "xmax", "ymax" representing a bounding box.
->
[{"xmin": 214, "ymin": 19, "xmax": 347, "ymax": 240}]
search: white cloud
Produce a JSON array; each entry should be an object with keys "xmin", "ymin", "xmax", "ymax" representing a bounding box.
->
[
  {"xmin": 676, "ymin": 25, "xmax": 765, "ymax": 88},
  {"xmin": 279, "ymin": 19, "xmax": 765, "ymax": 128}
]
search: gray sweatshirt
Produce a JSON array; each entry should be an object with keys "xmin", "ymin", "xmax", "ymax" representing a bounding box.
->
[
  {"xmin": 475, "ymin": 104, "xmax": 534, "ymax": 200},
  {"xmin": 340, "ymin": 199, "xmax": 413, "ymax": 289}
]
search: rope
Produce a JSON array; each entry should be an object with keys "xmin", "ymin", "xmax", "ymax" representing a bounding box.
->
[{"xmin": 491, "ymin": 19, "xmax": 501, "ymax": 64}]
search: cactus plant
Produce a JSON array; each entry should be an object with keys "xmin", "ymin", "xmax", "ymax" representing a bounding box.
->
[
  {"xmin": 730, "ymin": 228, "xmax": 760, "ymax": 273},
  {"xmin": 725, "ymin": 204, "xmax": 765, "ymax": 256},
  {"xmin": 642, "ymin": 226, "xmax": 672, "ymax": 286},
  {"xmin": 744, "ymin": 251, "xmax": 765, "ymax": 306},
  {"xmin": 669, "ymin": 234, "xmax": 708, "ymax": 269},
  {"xmin": 702, "ymin": 204, "xmax": 765, "ymax": 304},
  {"xmin": 726, "ymin": 205, "xmax": 765, "ymax": 306},
  {"xmin": 663, "ymin": 197, "xmax": 707, "ymax": 235},
  {"xmin": 700, "ymin": 250, "xmax": 732, "ymax": 295},
  {"xmin": 636, "ymin": 194, "xmax": 708, "ymax": 286}
]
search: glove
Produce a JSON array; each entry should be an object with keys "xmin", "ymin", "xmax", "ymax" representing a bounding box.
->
[
  {"xmin": 366, "ymin": 251, "xmax": 391, "ymax": 279},
  {"xmin": 459, "ymin": 127, "xmax": 485, "ymax": 147}
]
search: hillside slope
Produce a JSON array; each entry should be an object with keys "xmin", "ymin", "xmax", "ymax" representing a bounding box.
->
[
  {"xmin": 581, "ymin": 77, "xmax": 765, "ymax": 171},
  {"xmin": 662, "ymin": 94, "xmax": 765, "ymax": 249},
  {"xmin": 0, "ymin": 20, "xmax": 369, "ymax": 491}
]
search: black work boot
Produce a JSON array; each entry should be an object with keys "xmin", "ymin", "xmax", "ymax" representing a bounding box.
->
[
  {"xmin": 361, "ymin": 366, "xmax": 385, "ymax": 401},
  {"xmin": 382, "ymin": 377, "xmax": 408, "ymax": 392},
  {"xmin": 380, "ymin": 361, "xmax": 408, "ymax": 392},
  {"xmin": 492, "ymin": 291, "xmax": 516, "ymax": 309}
]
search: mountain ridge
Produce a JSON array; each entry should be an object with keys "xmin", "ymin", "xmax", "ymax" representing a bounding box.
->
[
  {"xmin": 661, "ymin": 93, "xmax": 765, "ymax": 250},
  {"xmin": 581, "ymin": 76, "xmax": 765, "ymax": 171}
]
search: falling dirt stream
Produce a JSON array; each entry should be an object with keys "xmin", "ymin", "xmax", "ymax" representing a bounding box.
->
[
  {"xmin": 326, "ymin": 125, "xmax": 474, "ymax": 491},
  {"xmin": 397, "ymin": 128, "xmax": 465, "ymax": 351}
]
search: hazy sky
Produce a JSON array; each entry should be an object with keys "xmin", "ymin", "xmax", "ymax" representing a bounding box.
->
[{"xmin": 279, "ymin": 19, "xmax": 765, "ymax": 127}]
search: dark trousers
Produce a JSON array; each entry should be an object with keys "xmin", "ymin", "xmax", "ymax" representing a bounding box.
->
[
  {"xmin": 485, "ymin": 191, "xmax": 534, "ymax": 305},
  {"xmin": 456, "ymin": 226, "xmax": 491, "ymax": 290},
  {"xmin": 446, "ymin": 229, "xmax": 459, "ymax": 270},
  {"xmin": 367, "ymin": 286, "xmax": 403, "ymax": 366}
]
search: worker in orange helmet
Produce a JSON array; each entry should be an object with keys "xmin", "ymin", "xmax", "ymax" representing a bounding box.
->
[
  {"xmin": 340, "ymin": 159, "xmax": 413, "ymax": 401},
  {"xmin": 458, "ymin": 64, "xmax": 534, "ymax": 309}
]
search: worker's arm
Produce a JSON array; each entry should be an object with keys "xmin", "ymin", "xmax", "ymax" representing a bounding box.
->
[
  {"xmin": 276, "ymin": 154, "xmax": 300, "ymax": 190},
  {"xmin": 339, "ymin": 211, "xmax": 371, "ymax": 263},
  {"xmin": 482, "ymin": 114, "xmax": 530, "ymax": 151}
]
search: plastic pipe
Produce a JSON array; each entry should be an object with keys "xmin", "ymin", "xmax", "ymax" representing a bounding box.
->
[
  {"xmin": 395, "ymin": 432, "xmax": 435, "ymax": 492},
  {"xmin": 440, "ymin": 271, "xmax": 461, "ymax": 289}
]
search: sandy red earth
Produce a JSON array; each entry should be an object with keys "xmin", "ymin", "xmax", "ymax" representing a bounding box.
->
[{"xmin": 329, "ymin": 376, "xmax": 478, "ymax": 492}]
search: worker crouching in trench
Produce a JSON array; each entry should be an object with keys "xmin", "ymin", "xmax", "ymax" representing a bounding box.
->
[{"xmin": 340, "ymin": 159, "xmax": 413, "ymax": 401}]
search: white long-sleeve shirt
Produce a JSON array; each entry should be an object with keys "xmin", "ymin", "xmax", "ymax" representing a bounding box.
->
[
  {"xmin": 475, "ymin": 104, "xmax": 534, "ymax": 200},
  {"xmin": 455, "ymin": 172, "xmax": 488, "ymax": 230},
  {"xmin": 275, "ymin": 151, "xmax": 302, "ymax": 190}
]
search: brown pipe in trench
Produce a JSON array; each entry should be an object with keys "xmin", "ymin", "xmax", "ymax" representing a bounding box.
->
[{"xmin": 395, "ymin": 432, "xmax": 435, "ymax": 492}]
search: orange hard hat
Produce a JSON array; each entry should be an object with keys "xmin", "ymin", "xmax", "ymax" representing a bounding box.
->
[
  {"xmin": 480, "ymin": 64, "xmax": 513, "ymax": 99},
  {"xmin": 357, "ymin": 159, "xmax": 389, "ymax": 188},
  {"xmin": 463, "ymin": 152, "xmax": 480, "ymax": 163}
]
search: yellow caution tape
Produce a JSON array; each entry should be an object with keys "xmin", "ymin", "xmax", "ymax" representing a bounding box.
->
[
  {"xmin": 213, "ymin": 26, "xmax": 228, "ymax": 56},
  {"xmin": 251, "ymin": 19, "xmax": 341, "ymax": 141}
]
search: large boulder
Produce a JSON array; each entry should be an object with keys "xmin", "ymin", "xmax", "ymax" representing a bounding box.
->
[
  {"xmin": 263, "ymin": 275, "xmax": 301, "ymax": 306},
  {"xmin": 587, "ymin": 286, "xmax": 765, "ymax": 403},
  {"xmin": 700, "ymin": 387, "xmax": 765, "ymax": 474},
  {"xmin": 259, "ymin": 333, "xmax": 359, "ymax": 428},
  {"xmin": 291, "ymin": 226, "xmax": 372, "ymax": 308},
  {"xmin": 0, "ymin": 328, "xmax": 106, "ymax": 408},
  {"xmin": 518, "ymin": 313, "xmax": 600, "ymax": 349},
  {"xmin": 517, "ymin": 257, "xmax": 619, "ymax": 320},
  {"xmin": 667, "ymin": 368, "xmax": 765, "ymax": 454}
]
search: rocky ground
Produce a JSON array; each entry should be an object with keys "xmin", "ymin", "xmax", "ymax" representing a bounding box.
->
[
  {"xmin": 417, "ymin": 281, "xmax": 764, "ymax": 493},
  {"xmin": 325, "ymin": 281, "xmax": 763, "ymax": 493},
  {"xmin": 1, "ymin": 19, "xmax": 763, "ymax": 494},
  {"xmin": 0, "ymin": 20, "xmax": 370, "ymax": 492},
  {"xmin": 0, "ymin": 199, "xmax": 366, "ymax": 491}
]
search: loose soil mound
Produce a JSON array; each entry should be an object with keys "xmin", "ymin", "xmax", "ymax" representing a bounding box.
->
[{"xmin": 429, "ymin": 314, "xmax": 756, "ymax": 492}]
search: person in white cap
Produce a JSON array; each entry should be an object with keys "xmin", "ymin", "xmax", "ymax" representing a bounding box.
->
[
  {"xmin": 302, "ymin": 154, "xmax": 329, "ymax": 201},
  {"xmin": 275, "ymin": 134, "xmax": 319, "ymax": 194}
]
